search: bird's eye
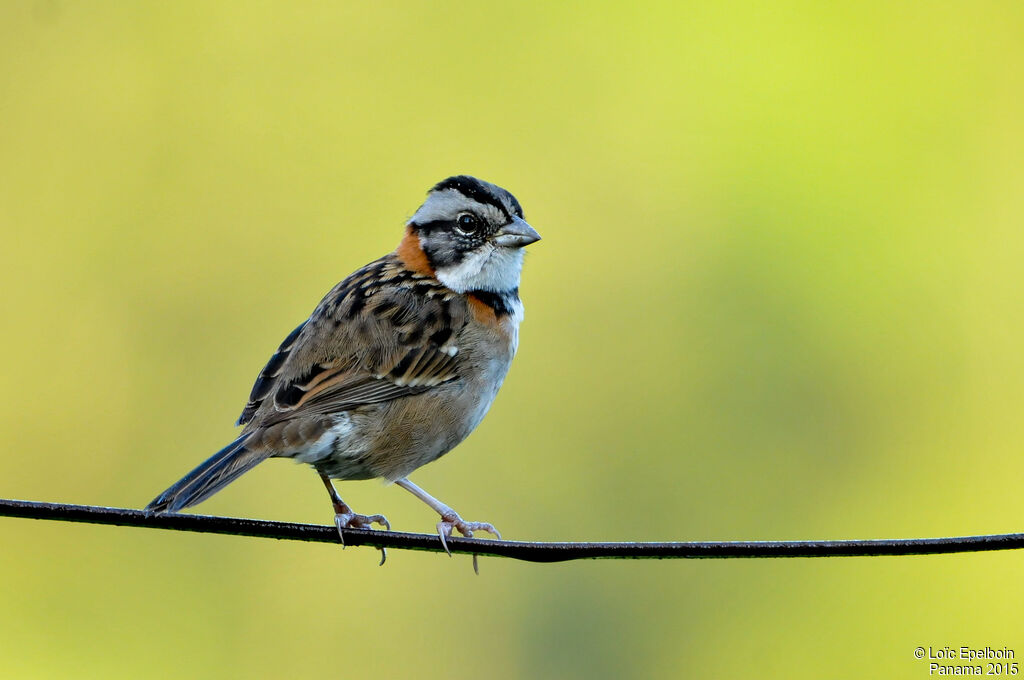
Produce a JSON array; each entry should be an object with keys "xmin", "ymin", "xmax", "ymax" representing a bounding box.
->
[{"xmin": 455, "ymin": 213, "xmax": 480, "ymax": 236}]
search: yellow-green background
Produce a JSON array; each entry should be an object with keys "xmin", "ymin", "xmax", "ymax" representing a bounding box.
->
[{"xmin": 1, "ymin": 2, "xmax": 1022, "ymax": 678}]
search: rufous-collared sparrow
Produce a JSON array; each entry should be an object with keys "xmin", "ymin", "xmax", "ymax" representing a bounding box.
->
[{"xmin": 146, "ymin": 176, "xmax": 540, "ymax": 555}]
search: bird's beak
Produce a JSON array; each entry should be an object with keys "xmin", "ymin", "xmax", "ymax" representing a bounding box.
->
[{"xmin": 492, "ymin": 216, "xmax": 541, "ymax": 248}]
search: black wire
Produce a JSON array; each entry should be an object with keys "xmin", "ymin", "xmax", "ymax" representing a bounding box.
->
[{"xmin": 2, "ymin": 498, "xmax": 1023, "ymax": 562}]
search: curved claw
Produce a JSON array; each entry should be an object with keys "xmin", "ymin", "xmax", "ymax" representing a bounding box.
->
[
  {"xmin": 436, "ymin": 514, "xmax": 502, "ymax": 556},
  {"xmin": 334, "ymin": 512, "xmax": 391, "ymax": 547},
  {"xmin": 437, "ymin": 521, "xmax": 453, "ymax": 556}
]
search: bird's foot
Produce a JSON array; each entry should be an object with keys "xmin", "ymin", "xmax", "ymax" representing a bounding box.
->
[
  {"xmin": 334, "ymin": 511, "xmax": 390, "ymax": 541},
  {"xmin": 334, "ymin": 511, "xmax": 391, "ymax": 565},
  {"xmin": 391, "ymin": 478, "xmax": 501, "ymax": 572},
  {"xmin": 319, "ymin": 474, "xmax": 390, "ymax": 564},
  {"xmin": 436, "ymin": 512, "xmax": 501, "ymax": 556}
]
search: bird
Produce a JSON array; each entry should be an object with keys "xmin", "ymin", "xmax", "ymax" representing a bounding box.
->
[{"xmin": 145, "ymin": 175, "xmax": 540, "ymax": 560}]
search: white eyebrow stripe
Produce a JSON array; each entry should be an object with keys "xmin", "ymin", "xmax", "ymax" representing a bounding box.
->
[{"xmin": 409, "ymin": 189, "xmax": 498, "ymax": 225}]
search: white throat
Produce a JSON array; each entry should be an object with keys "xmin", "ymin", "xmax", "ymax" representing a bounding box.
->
[{"xmin": 435, "ymin": 245, "xmax": 524, "ymax": 294}]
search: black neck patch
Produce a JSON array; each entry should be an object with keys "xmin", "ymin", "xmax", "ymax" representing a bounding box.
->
[{"xmin": 469, "ymin": 288, "xmax": 520, "ymax": 319}]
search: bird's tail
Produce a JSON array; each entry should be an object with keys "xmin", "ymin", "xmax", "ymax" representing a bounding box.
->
[{"xmin": 145, "ymin": 434, "xmax": 270, "ymax": 513}]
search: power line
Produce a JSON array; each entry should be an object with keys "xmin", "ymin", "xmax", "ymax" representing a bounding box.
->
[{"xmin": 2, "ymin": 498, "xmax": 1022, "ymax": 562}]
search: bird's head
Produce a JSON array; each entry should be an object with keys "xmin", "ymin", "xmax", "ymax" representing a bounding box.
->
[{"xmin": 403, "ymin": 175, "xmax": 540, "ymax": 294}]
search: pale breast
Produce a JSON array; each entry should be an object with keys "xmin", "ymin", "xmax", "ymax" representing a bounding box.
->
[{"xmin": 314, "ymin": 299, "xmax": 520, "ymax": 482}]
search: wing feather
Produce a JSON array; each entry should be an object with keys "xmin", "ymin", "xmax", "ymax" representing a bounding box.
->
[
  {"xmin": 238, "ymin": 321, "xmax": 308, "ymax": 425},
  {"xmin": 239, "ymin": 255, "xmax": 465, "ymax": 429}
]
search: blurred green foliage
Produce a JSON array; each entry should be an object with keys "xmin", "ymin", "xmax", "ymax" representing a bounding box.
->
[{"xmin": 1, "ymin": 2, "xmax": 1023, "ymax": 678}]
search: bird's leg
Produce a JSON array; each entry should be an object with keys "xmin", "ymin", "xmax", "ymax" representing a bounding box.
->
[
  {"xmin": 395, "ymin": 478, "xmax": 501, "ymax": 562},
  {"xmin": 319, "ymin": 473, "xmax": 390, "ymax": 561}
]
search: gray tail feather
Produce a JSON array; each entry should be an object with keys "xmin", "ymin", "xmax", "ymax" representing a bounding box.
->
[{"xmin": 145, "ymin": 434, "xmax": 269, "ymax": 513}]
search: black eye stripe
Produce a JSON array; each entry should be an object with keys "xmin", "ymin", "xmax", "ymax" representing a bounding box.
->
[
  {"xmin": 414, "ymin": 217, "xmax": 488, "ymax": 239},
  {"xmin": 409, "ymin": 217, "xmax": 487, "ymax": 270}
]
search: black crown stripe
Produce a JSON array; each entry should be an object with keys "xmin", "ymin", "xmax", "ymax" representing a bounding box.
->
[{"xmin": 432, "ymin": 176, "xmax": 512, "ymax": 220}]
